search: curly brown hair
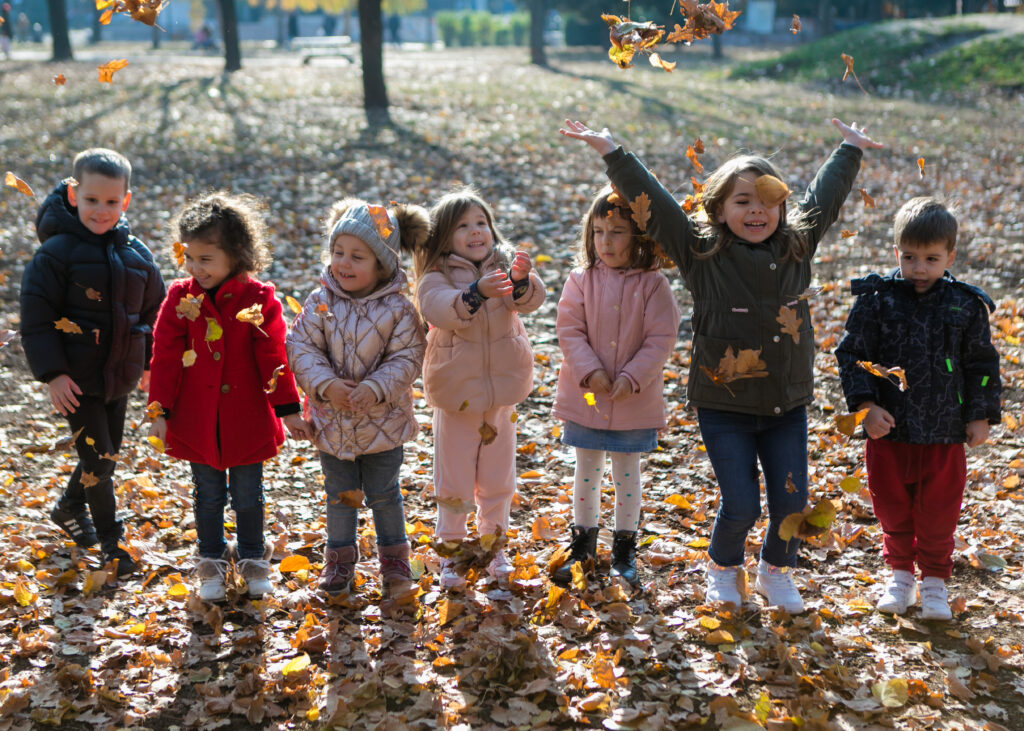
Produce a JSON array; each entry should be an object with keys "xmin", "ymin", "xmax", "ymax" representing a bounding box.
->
[{"xmin": 171, "ymin": 191, "xmax": 271, "ymax": 274}]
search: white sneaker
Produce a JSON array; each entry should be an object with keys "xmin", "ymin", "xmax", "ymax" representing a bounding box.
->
[
  {"xmin": 919, "ymin": 577, "xmax": 952, "ymax": 620},
  {"xmin": 876, "ymin": 570, "xmax": 916, "ymax": 615},
  {"xmin": 706, "ymin": 563, "xmax": 742, "ymax": 606},
  {"xmin": 439, "ymin": 558, "xmax": 465, "ymax": 589},
  {"xmin": 237, "ymin": 556, "xmax": 274, "ymax": 598},
  {"xmin": 487, "ymin": 550, "xmax": 514, "ymax": 580},
  {"xmin": 195, "ymin": 556, "xmax": 229, "ymax": 602},
  {"xmin": 755, "ymin": 559, "xmax": 804, "ymax": 613}
]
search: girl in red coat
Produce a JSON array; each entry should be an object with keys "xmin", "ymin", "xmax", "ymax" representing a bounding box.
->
[{"xmin": 148, "ymin": 192, "xmax": 310, "ymax": 602}]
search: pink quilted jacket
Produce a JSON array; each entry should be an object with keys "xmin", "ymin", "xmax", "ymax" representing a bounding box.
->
[{"xmin": 286, "ymin": 265, "xmax": 426, "ymax": 460}]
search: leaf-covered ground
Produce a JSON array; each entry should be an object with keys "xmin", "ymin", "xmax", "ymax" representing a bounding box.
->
[{"xmin": 0, "ymin": 37, "xmax": 1023, "ymax": 730}]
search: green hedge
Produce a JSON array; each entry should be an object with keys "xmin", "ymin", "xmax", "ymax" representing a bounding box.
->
[{"xmin": 435, "ymin": 11, "xmax": 530, "ymax": 48}]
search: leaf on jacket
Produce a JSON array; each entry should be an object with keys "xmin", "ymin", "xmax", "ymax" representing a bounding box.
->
[
  {"xmin": 859, "ymin": 188, "xmax": 875, "ymax": 208},
  {"xmin": 79, "ymin": 471, "xmax": 100, "ymax": 489},
  {"xmin": 367, "ymin": 205, "xmax": 393, "ymax": 240},
  {"xmin": 686, "ymin": 145, "xmax": 704, "ymax": 175},
  {"xmin": 698, "ymin": 346, "xmax": 769, "ymax": 397},
  {"xmin": 754, "ymin": 175, "xmax": 790, "ymax": 208},
  {"xmin": 236, "ymin": 304, "xmax": 267, "ymax": 336},
  {"xmin": 835, "ymin": 407, "xmax": 869, "ymax": 437},
  {"xmin": 85, "ymin": 287, "xmax": 102, "ymax": 301},
  {"xmin": 97, "ymin": 59, "xmax": 129, "ymax": 84},
  {"xmin": 437, "ymin": 496, "xmax": 476, "ymax": 514},
  {"xmin": 629, "ymin": 193, "xmax": 651, "ymax": 232},
  {"xmin": 175, "ymin": 293, "xmax": 203, "ymax": 321},
  {"xmin": 172, "ymin": 241, "xmax": 187, "ymax": 268},
  {"xmin": 54, "ymin": 317, "xmax": 82, "ymax": 334},
  {"xmin": 857, "ymin": 360, "xmax": 909, "ymax": 392},
  {"xmin": 4, "ymin": 171, "xmax": 34, "ymax": 197},
  {"xmin": 790, "ymin": 14, "xmax": 801, "ymax": 33},
  {"xmin": 285, "ymin": 295, "xmax": 302, "ymax": 314},
  {"xmin": 776, "ymin": 305, "xmax": 802, "ymax": 344},
  {"xmin": 479, "ymin": 421, "xmax": 498, "ymax": 446},
  {"xmin": 584, "ymin": 392, "xmax": 597, "ymax": 407},
  {"xmin": 264, "ymin": 364, "xmax": 285, "ymax": 394},
  {"xmin": 182, "ymin": 348, "xmax": 197, "ymax": 367},
  {"xmin": 145, "ymin": 401, "xmax": 164, "ymax": 421},
  {"xmin": 204, "ymin": 317, "xmax": 223, "ymax": 343},
  {"xmin": 315, "ymin": 302, "xmax": 333, "ymax": 318}
]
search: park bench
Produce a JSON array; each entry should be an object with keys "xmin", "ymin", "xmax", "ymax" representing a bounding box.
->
[{"xmin": 291, "ymin": 35, "xmax": 357, "ymax": 65}]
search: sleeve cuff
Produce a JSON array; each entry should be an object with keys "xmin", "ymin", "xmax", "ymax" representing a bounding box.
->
[
  {"xmin": 364, "ymin": 380, "xmax": 385, "ymax": 403},
  {"xmin": 511, "ymin": 278, "xmax": 530, "ymax": 300},
  {"xmin": 461, "ymin": 281, "xmax": 487, "ymax": 315},
  {"xmin": 274, "ymin": 402, "xmax": 301, "ymax": 417}
]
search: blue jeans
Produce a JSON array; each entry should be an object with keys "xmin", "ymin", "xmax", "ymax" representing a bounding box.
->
[
  {"xmin": 191, "ymin": 462, "xmax": 265, "ymax": 560},
  {"xmin": 320, "ymin": 447, "xmax": 407, "ymax": 549},
  {"xmin": 697, "ymin": 406, "xmax": 808, "ymax": 568}
]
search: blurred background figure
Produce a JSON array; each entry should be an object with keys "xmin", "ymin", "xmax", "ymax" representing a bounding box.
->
[{"xmin": 1, "ymin": 3, "xmax": 13, "ymax": 59}]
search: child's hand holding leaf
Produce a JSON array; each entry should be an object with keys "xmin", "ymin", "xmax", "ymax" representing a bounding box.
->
[{"xmin": 586, "ymin": 369, "xmax": 612, "ymax": 395}]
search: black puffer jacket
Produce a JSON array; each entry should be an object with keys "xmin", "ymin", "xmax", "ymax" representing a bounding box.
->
[
  {"xmin": 835, "ymin": 269, "xmax": 1001, "ymax": 444},
  {"xmin": 20, "ymin": 182, "xmax": 166, "ymax": 401}
]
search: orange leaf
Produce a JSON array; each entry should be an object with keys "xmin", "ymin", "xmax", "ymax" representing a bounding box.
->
[
  {"xmin": 859, "ymin": 188, "xmax": 875, "ymax": 208},
  {"xmin": 776, "ymin": 306, "xmax": 802, "ymax": 343},
  {"xmin": 99, "ymin": 7, "xmax": 114, "ymax": 24},
  {"xmin": 264, "ymin": 364, "xmax": 285, "ymax": 394},
  {"xmin": 366, "ymin": 204, "xmax": 393, "ymax": 240},
  {"xmin": 648, "ymin": 52, "xmax": 676, "ymax": 72},
  {"xmin": 175, "ymin": 293, "xmax": 203, "ymax": 321},
  {"xmin": 917, "ymin": 157, "xmax": 926, "ymax": 178},
  {"xmin": 835, "ymin": 408, "xmax": 869, "ymax": 437},
  {"xmin": 97, "ymin": 59, "xmax": 129, "ymax": 84},
  {"xmin": 840, "ymin": 229, "xmax": 857, "ymax": 239},
  {"xmin": 279, "ymin": 554, "xmax": 311, "ymax": 572},
  {"xmin": 4, "ymin": 171, "xmax": 34, "ymax": 197},
  {"xmin": 145, "ymin": 401, "xmax": 164, "ymax": 421},
  {"xmin": 437, "ymin": 598, "xmax": 464, "ymax": 626},
  {"xmin": 54, "ymin": 317, "xmax": 82, "ymax": 334},
  {"xmin": 686, "ymin": 145, "xmax": 704, "ymax": 174},
  {"xmin": 53, "ymin": 74, "xmax": 67, "ymax": 86},
  {"xmin": 790, "ymin": 14, "xmax": 801, "ymax": 34},
  {"xmin": 629, "ymin": 193, "xmax": 651, "ymax": 231},
  {"xmin": 172, "ymin": 241, "xmax": 187, "ymax": 268},
  {"xmin": 841, "ymin": 53, "xmax": 855, "ymax": 81},
  {"xmin": 857, "ymin": 360, "xmax": 909, "ymax": 392},
  {"xmin": 754, "ymin": 174, "xmax": 789, "ymax": 208}
]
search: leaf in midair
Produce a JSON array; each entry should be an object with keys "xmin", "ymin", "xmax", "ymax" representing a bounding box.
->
[
  {"xmin": 53, "ymin": 74, "xmax": 67, "ymax": 86},
  {"xmin": 840, "ymin": 229, "xmax": 857, "ymax": 239},
  {"xmin": 667, "ymin": 1, "xmax": 742, "ymax": 45},
  {"xmin": 367, "ymin": 204, "xmax": 393, "ymax": 240},
  {"xmin": 175, "ymin": 293, "xmax": 203, "ymax": 321},
  {"xmin": 145, "ymin": 401, "xmax": 164, "ymax": 420},
  {"xmin": 285, "ymin": 295, "xmax": 302, "ymax": 314},
  {"xmin": 840, "ymin": 53, "xmax": 868, "ymax": 93},
  {"xmin": 629, "ymin": 193, "xmax": 651, "ymax": 231},
  {"xmin": 790, "ymin": 15, "xmax": 801, "ymax": 33},
  {"xmin": 686, "ymin": 145, "xmax": 704, "ymax": 174},
  {"xmin": 172, "ymin": 241, "xmax": 187, "ymax": 268},
  {"xmin": 754, "ymin": 174, "xmax": 790, "ymax": 208},
  {"xmin": 97, "ymin": 59, "xmax": 129, "ymax": 84},
  {"xmin": 55, "ymin": 317, "xmax": 82, "ymax": 334},
  {"xmin": 857, "ymin": 360, "xmax": 909, "ymax": 391},
  {"xmin": 776, "ymin": 306, "xmax": 802, "ymax": 343},
  {"xmin": 859, "ymin": 188, "xmax": 876, "ymax": 208},
  {"xmin": 917, "ymin": 157, "xmax": 926, "ymax": 178},
  {"xmin": 835, "ymin": 407, "xmax": 870, "ymax": 437},
  {"xmin": 649, "ymin": 52, "xmax": 675, "ymax": 72},
  {"xmin": 4, "ymin": 171, "xmax": 34, "ymax": 197}
]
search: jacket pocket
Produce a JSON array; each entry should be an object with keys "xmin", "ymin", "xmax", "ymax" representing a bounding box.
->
[
  {"xmin": 489, "ymin": 333, "xmax": 535, "ymax": 405},
  {"xmin": 690, "ymin": 333, "xmax": 760, "ymax": 402}
]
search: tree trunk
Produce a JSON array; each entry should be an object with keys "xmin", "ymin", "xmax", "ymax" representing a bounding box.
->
[
  {"xmin": 528, "ymin": 0, "xmax": 546, "ymax": 67},
  {"xmin": 817, "ymin": 0, "xmax": 833, "ymax": 36},
  {"xmin": 711, "ymin": 34, "xmax": 722, "ymax": 59},
  {"xmin": 91, "ymin": 10, "xmax": 102, "ymax": 44},
  {"xmin": 152, "ymin": 23, "xmax": 161, "ymax": 49},
  {"xmin": 358, "ymin": 0, "xmax": 389, "ymax": 115},
  {"xmin": 217, "ymin": 0, "xmax": 241, "ymax": 72},
  {"xmin": 46, "ymin": 0, "xmax": 73, "ymax": 61}
]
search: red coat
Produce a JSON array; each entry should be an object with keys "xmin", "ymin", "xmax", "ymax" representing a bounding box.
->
[{"xmin": 148, "ymin": 274, "xmax": 299, "ymax": 470}]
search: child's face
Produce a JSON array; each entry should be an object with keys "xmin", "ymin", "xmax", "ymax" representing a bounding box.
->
[
  {"xmin": 593, "ymin": 209, "xmax": 634, "ymax": 269},
  {"xmin": 330, "ymin": 234, "xmax": 383, "ymax": 298},
  {"xmin": 67, "ymin": 172, "xmax": 131, "ymax": 236},
  {"xmin": 895, "ymin": 240, "xmax": 955, "ymax": 294},
  {"xmin": 716, "ymin": 175, "xmax": 780, "ymax": 244},
  {"xmin": 183, "ymin": 238, "xmax": 234, "ymax": 290},
  {"xmin": 449, "ymin": 205, "xmax": 494, "ymax": 264}
]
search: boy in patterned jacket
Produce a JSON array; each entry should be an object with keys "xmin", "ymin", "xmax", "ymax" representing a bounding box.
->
[{"xmin": 836, "ymin": 197, "xmax": 1000, "ymax": 620}]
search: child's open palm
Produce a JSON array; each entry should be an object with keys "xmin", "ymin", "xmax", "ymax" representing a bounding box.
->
[
  {"xmin": 510, "ymin": 251, "xmax": 532, "ymax": 282},
  {"xmin": 559, "ymin": 119, "xmax": 617, "ymax": 157},
  {"xmin": 831, "ymin": 118, "xmax": 884, "ymax": 150}
]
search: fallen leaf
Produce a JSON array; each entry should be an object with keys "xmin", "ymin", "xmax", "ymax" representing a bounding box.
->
[
  {"xmin": 54, "ymin": 317, "xmax": 82, "ymax": 334},
  {"xmin": 279, "ymin": 555, "xmax": 311, "ymax": 572},
  {"xmin": 175, "ymin": 293, "xmax": 203, "ymax": 321}
]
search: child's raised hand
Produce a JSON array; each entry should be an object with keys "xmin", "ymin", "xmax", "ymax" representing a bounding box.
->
[
  {"xmin": 348, "ymin": 383, "xmax": 378, "ymax": 413},
  {"xmin": 860, "ymin": 402, "xmax": 895, "ymax": 439},
  {"xmin": 609, "ymin": 375, "xmax": 633, "ymax": 401},
  {"xmin": 148, "ymin": 416, "xmax": 168, "ymax": 443},
  {"xmin": 283, "ymin": 413, "xmax": 314, "ymax": 441},
  {"xmin": 48, "ymin": 374, "xmax": 81, "ymax": 416},
  {"xmin": 559, "ymin": 119, "xmax": 618, "ymax": 157},
  {"xmin": 831, "ymin": 118, "xmax": 883, "ymax": 150},
  {"xmin": 477, "ymin": 269, "xmax": 514, "ymax": 299},
  {"xmin": 965, "ymin": 419, "xmax": 990, "ymax": 448},
  {"xmin": 510, "ymin": 251, "xmax": 532, "ymax": 282},
  {"xmin": 325, "ymin": 378, "xmax": 358, "ymax": 411},
  {"xmin": 586, "ymin": 369, "xmax": 613, "ymax": 395}
]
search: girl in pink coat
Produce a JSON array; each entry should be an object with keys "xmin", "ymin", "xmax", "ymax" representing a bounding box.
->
[
  {"xmin": 286, "ymin": 199, "xmax": 429, "ymax": 598},
  {"xmin": 148, "ymin": 192, "xmax": 310, "ymax": 602},
  {"xmin": 551, "ymin": 188, "xmax": 680, "ymax": 588},
  {"xmin": 414, "ymin": 189, "xmax": 545, "ymax": 588}
]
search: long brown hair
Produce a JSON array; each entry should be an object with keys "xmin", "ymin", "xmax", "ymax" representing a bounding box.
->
[
  {"xmin": 696, "ymin": 155, "xmax": 811, "ymax": 262},
  {"xmin": 577, "ymin": 187, "xmax": 661, "ymax": 270},
  {"xmin": 415, "ymin": 187, "xmax": 511, "ymax": 280}
]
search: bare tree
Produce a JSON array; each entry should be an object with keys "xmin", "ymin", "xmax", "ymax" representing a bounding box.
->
[
  {"xmin": 359, "ymin": 0, "xmax": 389, "ymax": 115},
  {"xmin": 46, "ymin": 0, "xmax": 73, "ymax": 61}
]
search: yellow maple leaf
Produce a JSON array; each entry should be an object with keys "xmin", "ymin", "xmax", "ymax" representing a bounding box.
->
[{"xmin": 204, "ymin": 317, "xmax": 223, "ymax": 343}]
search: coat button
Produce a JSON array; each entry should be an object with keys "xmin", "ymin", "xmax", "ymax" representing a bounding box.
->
[
  {"xmin": 221, "ymin": 384, "xmax": 230, "ymax": 393},
  {"xmin": 774, "ymin": 406, "xmax": 781, "ymax": 414},
  {"xmin": 773, "ymin": 335, "xmax": 780, "ymax": 343},
  {"xmin": 213, "ymin": 352, "xmax": 221, "ymax": 360},
  {"xmin": 769, "ymin": 263, "xmax": 777, "ymax": 271}
]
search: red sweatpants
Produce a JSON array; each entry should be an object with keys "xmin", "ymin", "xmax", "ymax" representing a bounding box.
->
[{"xmin": 865, "ymin": 439, "xmax": 966, "ymax": 579}]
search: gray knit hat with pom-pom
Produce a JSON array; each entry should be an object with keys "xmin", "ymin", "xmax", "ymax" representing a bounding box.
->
[{"xmin": 327, "ymin": 201, "xmax": 429, "ymax": 278}]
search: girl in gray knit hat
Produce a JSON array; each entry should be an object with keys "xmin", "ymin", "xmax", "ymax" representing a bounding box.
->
[{"xmin": 286, "ymin": 198, "xmax": 429, "ymax": 598}]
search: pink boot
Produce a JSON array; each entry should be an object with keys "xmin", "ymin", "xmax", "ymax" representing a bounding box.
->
[
  {"xmin": 378, "ymin": 542, "xmax": 413, "ymax": 597},
  {"xmin": 320, "ymin": 545, "xmax": 357, "ymax": 595}
]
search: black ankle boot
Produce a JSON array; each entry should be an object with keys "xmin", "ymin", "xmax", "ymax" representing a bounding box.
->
[
  {"xmin": 552, "ymin": 525, "xmax": 600, "ymax": 586},
  {"xmin": 609, "ymin": 530, "xmax": 639, "ymax": 587}
]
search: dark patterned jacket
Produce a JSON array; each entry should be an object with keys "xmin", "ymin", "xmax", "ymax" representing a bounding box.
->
[
  {"xmin": 20, "ymin": 182, "xmax": 166, "ymax": 402},
  {"xmin": 835, "ymin": 269, "xmax": 1001, "ymax": 444}
]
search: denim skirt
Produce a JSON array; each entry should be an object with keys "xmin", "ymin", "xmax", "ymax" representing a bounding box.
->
[{"xmin": 561, "ymin": 420, "xmax": 658, "ymax": 453}]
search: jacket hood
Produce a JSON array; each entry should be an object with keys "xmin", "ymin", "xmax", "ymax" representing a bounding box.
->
[
  {"xmin": 320, "ymin": 263, "xmax": 408, "ymax": 301},
  {"xmin": 35, "ymin": 181, "xmax": 131, "ymax": 247}
]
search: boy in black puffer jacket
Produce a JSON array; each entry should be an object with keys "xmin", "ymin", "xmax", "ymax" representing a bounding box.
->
[
  {"xmin": 20, "ymin": 148, "xmax": 165, "ymax": 576},
  {"xmin": 836, "ymin": 197, "xmax": 1001, "ymax": 621}
]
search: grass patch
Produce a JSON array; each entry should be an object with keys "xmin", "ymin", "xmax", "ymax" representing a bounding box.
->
[{"xmin": 908, "ymin": 35, "xmax": 1024, "ymax": 91}]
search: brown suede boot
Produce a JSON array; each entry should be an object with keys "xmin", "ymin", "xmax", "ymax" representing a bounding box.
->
[
  {"xmin": 320, "ymin": 545, "xmax": 357, "ymax": 595},
  {"xmin": 378, "ymin": 542, "xmax": 413, "ymax": 597}
]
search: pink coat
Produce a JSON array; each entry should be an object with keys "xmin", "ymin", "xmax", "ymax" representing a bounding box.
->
[
  {"xmin": 148, "ymin": 275, "xmax": 299, "ymax": 470},
  {"xmin": 286, "ymin": 265, "xmax": 425, "ymax": 461},
  {"xmin": 553, "ymin": 262, "xmax": 680, "ymax": 430},
  {"xmin": 417, "ymin": 249, "xmax": 545, "ymax": 413}
]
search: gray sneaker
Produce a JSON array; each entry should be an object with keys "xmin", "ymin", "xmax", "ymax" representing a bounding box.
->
[{"xmin": 237, "ymin": 546, "xmax": 274, "ymax": 598}]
